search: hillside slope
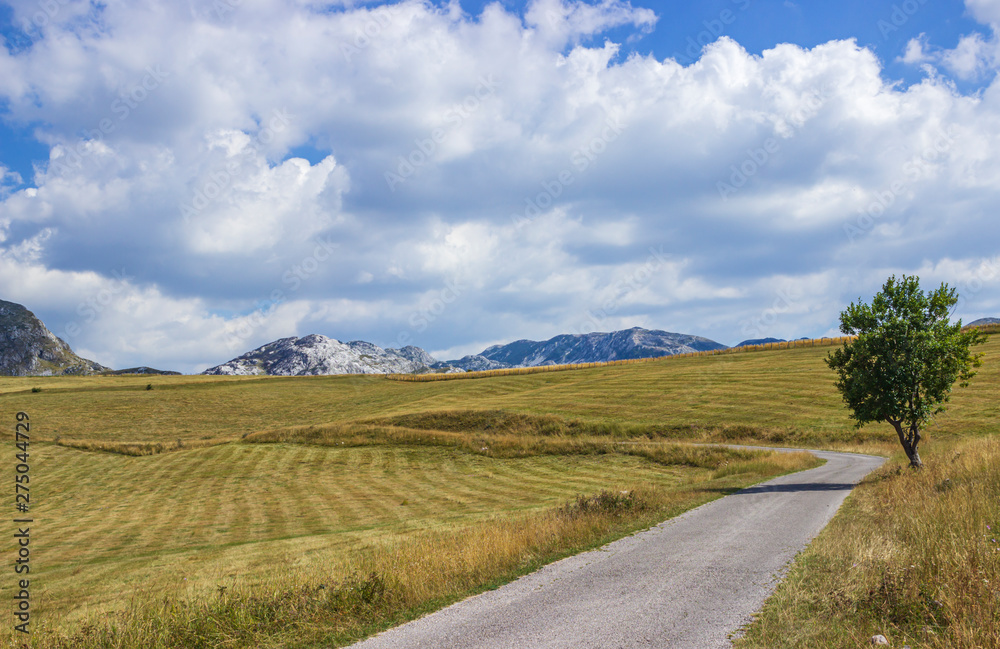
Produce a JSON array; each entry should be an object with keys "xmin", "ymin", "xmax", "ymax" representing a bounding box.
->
[{"xmin": 0, "ymin": 299, "xmax": 108, "ymax": 375}]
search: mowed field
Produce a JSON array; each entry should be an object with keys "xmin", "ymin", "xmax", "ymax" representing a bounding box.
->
[
  {"xmin": 1, "ymin": 335, "xmax": 997, "ymax": 648},
  {"xmin": 7, "ymin": 335, "xmax": 999, "ymax": 446}
]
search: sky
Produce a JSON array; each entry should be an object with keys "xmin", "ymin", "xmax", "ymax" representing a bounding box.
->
[{"xmin": 1, "ymin": 0, "xmax": 999, "ymax": 374}]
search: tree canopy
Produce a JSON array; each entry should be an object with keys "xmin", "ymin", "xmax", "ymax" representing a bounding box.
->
[{"xmin": 826, "ymin": 275, "xmax": 987, "ymax": 468}]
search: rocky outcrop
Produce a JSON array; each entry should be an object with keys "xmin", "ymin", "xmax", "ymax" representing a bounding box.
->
[
  {"xmin": 432, "ymin": 354, "xmax": 506, "ymax": 372},
  {"xmin": 203, "ymin": 334, "xmax": 434, "ymax": 376},
  {"xmin": 0, "ymin": 300, "xmax": 109, "ymax": 376}
]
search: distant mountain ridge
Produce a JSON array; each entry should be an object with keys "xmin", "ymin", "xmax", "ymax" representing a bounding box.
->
[
  {"xmin": 204, "ymin": 327, "xmax": 729, "ymax": 376},
  {"xmin": 0, "ymin": 299, "xmax": 108, "ymax": 376},
  {"xmin": 439, "ymin": 327, "xmax": 726, "ymax": 371},
  {"xmin": 734, "ymin": 337, "xmax": 785, "ymax": 348},
  {"xmin": 967, "ymin": 317, "xmax": 1000, "ymax": 327},
  {"xmin": 202, "ymin": 334, "xmax": 434, "ymax": 375}
]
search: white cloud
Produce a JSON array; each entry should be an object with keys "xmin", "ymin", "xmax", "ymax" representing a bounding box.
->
[
  {"xmin": 943, "ymin": 32, "xmax": 994, "ymax": 79},
  {"xmin": 0, "ymin": 0, "xmax": 998, "ymax": 370},
  {"xmin": 898, "ymin": 2, "xmax": 1000, "ymax": 80},
  {"xmin": 900, "ymin": 35, "xmax": 931, "ymax": 65},
  {"xmin": 966, "ymin": 0, "xmax": 1000, "ymax": 27}
]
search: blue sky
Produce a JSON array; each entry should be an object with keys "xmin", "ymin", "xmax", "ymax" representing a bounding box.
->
[{"xmin": 1, "ymin": 0, "xmax": 999, "ymax": 373}]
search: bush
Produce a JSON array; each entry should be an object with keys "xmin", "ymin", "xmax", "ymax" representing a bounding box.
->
[{"xmin": 557, "ymin": 489, "xmax": 644, "ymax": 518}]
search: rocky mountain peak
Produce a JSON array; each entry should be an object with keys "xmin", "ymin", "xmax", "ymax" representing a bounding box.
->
[
  {"xmin": 0, "ymin": 299, "xmax": 109, "ymax": 376},
  {"xmin": 202, "ymin": 334, "xmax": 435, "ymax": 376}
]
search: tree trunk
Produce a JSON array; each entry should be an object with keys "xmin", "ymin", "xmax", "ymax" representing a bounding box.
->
[{"xmin": 890, "ymin": 420, "xmax": 923, "ymax": 469}]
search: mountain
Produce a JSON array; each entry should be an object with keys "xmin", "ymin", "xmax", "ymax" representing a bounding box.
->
[
  {"xmin": 440, "ymin": 327, "xmax": 727, "ymax": 371},
  {"xmin": 0, "ymin": 299, "xmax": 109, "ymax": 376},
  {"xmin": 206, "ymin": 326, "xmax": 727, "ymax": 377},
  {"xmin": 734, "ymin": 337, "xmax": 786, "ymax": 347},
  {"xmin": 967, "ymin": 317, "xmax": 1000, "ymax": 327},
  {"xmin": 202, "ymin": 334, "xmax": 434, "ymax": 376},
  {"xmin": 105, "ymin": 367, "xmax": 181, "ymax": 375},
  {"xmin": 432, "ymin": 354, "xmax": 507, "ymax": 372}
]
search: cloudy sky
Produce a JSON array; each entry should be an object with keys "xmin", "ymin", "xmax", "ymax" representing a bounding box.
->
[{"xmin": 1, "ymin": 0, "xmax": 999, "ymax": 373}]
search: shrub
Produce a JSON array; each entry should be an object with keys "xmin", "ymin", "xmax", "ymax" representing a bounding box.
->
[{"xmin": 557, "ymin": 489, "xmax": 644, "ymax": 519}]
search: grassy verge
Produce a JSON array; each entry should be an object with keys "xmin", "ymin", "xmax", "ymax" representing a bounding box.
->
[{"xmin": 734, "ymin": 436, "xmax": 1000, "ymax": 649}]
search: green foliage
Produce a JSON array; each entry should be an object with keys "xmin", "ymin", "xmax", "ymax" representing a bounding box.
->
[{"xmin": 826, "ymin": 275, "xmax": 987, "ymax": 466}]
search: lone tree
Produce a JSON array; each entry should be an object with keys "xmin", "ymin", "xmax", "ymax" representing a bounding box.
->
[{"xmin": 826, "ymin": 275, "xmax": 987, "ymax": 468}]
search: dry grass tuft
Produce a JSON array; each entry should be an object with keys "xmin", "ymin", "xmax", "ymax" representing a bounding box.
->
[{"xmin": 55, "ymin": 437, "xmax": 233, "ymax": 455}]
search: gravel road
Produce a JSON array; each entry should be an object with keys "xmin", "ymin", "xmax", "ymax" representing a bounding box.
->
[{"xmin": 347, "ymin": 448, "xmax": 885, "ymax": 649}]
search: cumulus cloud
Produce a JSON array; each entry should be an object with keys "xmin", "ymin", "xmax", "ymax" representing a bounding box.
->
[
  {"xmin": 898, "ymin": 2, "xmax": 999, "ymax": 80},
  {"xmin": 0, "ymin": 0, "xmax": 998, "ymax": 371}
]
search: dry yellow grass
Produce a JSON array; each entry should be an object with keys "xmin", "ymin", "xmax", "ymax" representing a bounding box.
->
[
  {"xmin": 734, "ymin": 436, "xmax": 1000, "ymax": 649},
  {"xmin": 4, "ymin": 335, "xmax": 996, "ymax": 449},
  {"xmin": 0, "ymin": 435, "xmax": 817, "ymax": 648},
  {"xmin": 1, "ymin": 333, "xmax": 994, "ymax": 648}
]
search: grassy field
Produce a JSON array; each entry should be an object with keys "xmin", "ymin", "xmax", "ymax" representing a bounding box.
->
[
  {"xmin": 1, "ymin": 335, "xmax": 996, "ymax": 647},
  {"xmin": 9, "ymin": 336, "xmax": 998, "ymax": 447},
  {"xmin": 1, "ymin": 416, "xmax": 818, "ymax": 647}
]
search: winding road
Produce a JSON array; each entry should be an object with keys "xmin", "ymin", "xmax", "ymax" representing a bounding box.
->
[{"xmin": 347, "ymin": 448, "xmax": 885, "ymax": 649}]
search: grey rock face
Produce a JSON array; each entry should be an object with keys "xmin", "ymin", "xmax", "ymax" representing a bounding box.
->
[
  {"xmin": 466, "ymin": 327, "xmax": 726, "ymax": 369},
  {"xmin": 388, "ymin": 345, "xmax": 438, "ymax": 367},
  {"xmin": 432, "ymin": 354, "xmax": 507, "ymax": 372},
  {"xmin": 203, "ymin": 334, "xmax": 436, "ymax": 376},
  {"xmin": 0, "ymin": 300, "xmax": 109, "ymax": 376}
]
